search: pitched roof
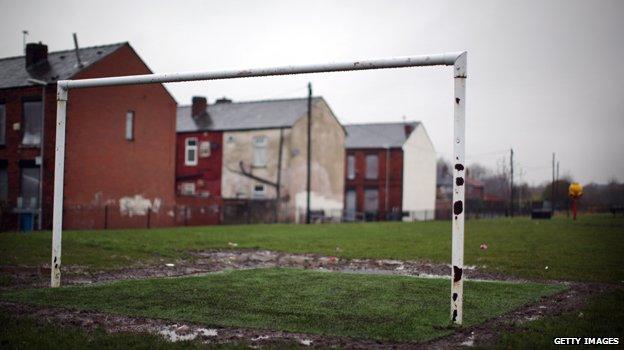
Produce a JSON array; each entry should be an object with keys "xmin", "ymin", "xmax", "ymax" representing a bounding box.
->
[
  {"xmin": 344, "ymin": 122, "xmax": 419, "ymax": 149},
  {"xmin": 177, "ymin": 97, "xmax": 324, "ymax": 132},
  {"xmin": 0, "ymin": 42, "xmax": 126, "ymax": 89}
]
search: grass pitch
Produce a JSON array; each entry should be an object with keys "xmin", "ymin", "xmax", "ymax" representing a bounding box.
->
[
  {"xmin": 1, "ymin": 268, "xmax": 565, "ymax": 343},
  {"xmin": 1, "ymin": 215, "xmax": 622, "ymax": 282}
]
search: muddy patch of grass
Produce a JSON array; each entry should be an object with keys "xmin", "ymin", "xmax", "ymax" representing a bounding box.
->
[{"xmin": 1, "ymin": 268, "xmax": 565, "ymax": 343}]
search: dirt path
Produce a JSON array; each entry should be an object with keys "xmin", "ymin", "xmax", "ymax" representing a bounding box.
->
[
  {"xmin": 0, "ymin": 249, "xmax": 617, "ymax": 348},
  {"xmin": 1, "ymin": 248, "xmax": 542, "ymax": 290}
]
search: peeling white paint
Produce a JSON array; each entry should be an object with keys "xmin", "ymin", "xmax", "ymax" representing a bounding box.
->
[
  {"xmin": 152, "ymin": 198, "xmax": 162, "ymax": 213},
  {"xmin": 119, "ymin": 195, "xmax": 160, "ymax": 217},
  {"xmin": 295, "ymin": 191, "xmax": 343, "ymax": 218}
]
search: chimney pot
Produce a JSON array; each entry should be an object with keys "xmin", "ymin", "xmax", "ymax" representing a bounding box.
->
[
  {"xmin": 25, "ymin": 42, "xmax": 48, "ymax": 67},
  {"xmin": 192, "ymin": 96, "xmax": 207, "ymax": 118},
  {"xmin": 215, "ymin": 97, "xmax": 232, "ymax": 104}
]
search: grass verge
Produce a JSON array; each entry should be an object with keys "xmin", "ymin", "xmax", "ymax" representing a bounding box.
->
[
  {"xmin": 489, "ymin": 288, "xmax": 624, "ymax": 349},
  {"xmin": 1, "ymin": 268, "xmax": 566, "ymax": 343}
]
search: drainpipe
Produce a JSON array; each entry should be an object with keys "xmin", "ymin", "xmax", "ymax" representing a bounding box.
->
[
  {"xmin": 305, "ymin": 83, "xmax": 312, "ymax": 224},
  {"xmin": 384, "ymin": 144, "xmax": 390, "ymax": 220},
  {"xmin": 28, "ymin": 78, "xmax": 47, "ymax": 230},
  {"xmin": 274, "ymin": 128, "xmax": 284, "ymax": 223}
]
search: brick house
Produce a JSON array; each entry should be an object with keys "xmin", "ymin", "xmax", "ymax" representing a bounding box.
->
[
  {"xmin": 344, "ymin": 122, "xmax": 436, "ymax": 221},
  {"xmin": 176, "ymin": 96, "xmax": 345, "ymax": 224},
  {"xmin": 0, "ymin": 42, "xmax": 177, "ymax": 230}
]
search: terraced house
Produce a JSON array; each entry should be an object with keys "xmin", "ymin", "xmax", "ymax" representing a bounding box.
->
[
  {"xmin": 344, "ymin": 122, "xmax": 436, "ymax": 221},
  {"xmin": 176, "ymin": 95, "xmax": 346, "ymax": 224},
  {"xmin": 0, "ymin": 41, "xmax": 177, "ymax": 230}
]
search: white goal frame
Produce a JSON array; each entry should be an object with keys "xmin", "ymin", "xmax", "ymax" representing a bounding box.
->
[{"xmin": 50, "ymin": 51, "xmax": 468, "ymax": 324}]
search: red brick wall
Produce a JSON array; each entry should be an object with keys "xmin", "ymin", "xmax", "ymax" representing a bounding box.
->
[
  {"xmin": 0, "ymin": 86, "xmax": 57, "ymax": 229},
  {"xmin": 175, "ymin": 131, "xmax": 223, "ymax": 197},
  {"xmin": 62, "ymin": 44, "xmax": 177, "ymax": 228},
  {"xmin": 0, "ymin": 44, "xmax": 177, "ymax": 230},
  {"xmin": 345, "ymin": 148, "xmax": 404, "ymax": 220},
  {"xmin": 174, "ymin": 131, "xmax": 223, "ymax": 226}
]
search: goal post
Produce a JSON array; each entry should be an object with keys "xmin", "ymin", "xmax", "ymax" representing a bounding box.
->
[{"xmin": 50, "ymin": 51, "xmax": 468, "ymax": 324}]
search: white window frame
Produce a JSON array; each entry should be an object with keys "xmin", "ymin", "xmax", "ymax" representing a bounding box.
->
[
  {"xmin": 252, "ymin": 135, "xmax": 268, "ymax": 167},
  {"xmin": 365, "ymin": 154, "xmax": 379, "ymax": 180},
  {"xmin": 185, "ymin": 137, "xmax": 198, "ymax": 166},
  {"xmin": 252, "ymin": 183, "xmax": 266, "ymax": 198},
  {"xmin": 364, "ymin": 188, "xmax": 379, "ymax": 212},
  {"xmin": 180, "ymin": 182, "xmax": 196, "ymax": 196},
  {"xmin": 347, "ymin": 154, "xmax": 356, "ymax": 180},
  {"xmin": 125, "ymin": 111, "xmax": 134, "ymax": 141},
  {"xmin": 199, "ymin": 141, "xmax": 211, "ymax": 158},
  {"xmin": 22, "ymin": 100, "xmax": 43, "ymax": 146}
]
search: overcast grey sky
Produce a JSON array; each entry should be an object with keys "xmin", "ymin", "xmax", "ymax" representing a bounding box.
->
[{"xmin": 1, "ymin": 0, "xmax": 622, "ymax": 185}]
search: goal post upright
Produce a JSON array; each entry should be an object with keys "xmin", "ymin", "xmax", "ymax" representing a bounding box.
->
[
  {"xmin": 451, "ymin": 52, "xmax": 467, "ymax": 325},
  {"xmin": 49, "ymin": 51, "xmax": 468, "ymax": 324},
  {"xmin": 51, "ymin": 84, "xmax": 68, "ymax": 288}
]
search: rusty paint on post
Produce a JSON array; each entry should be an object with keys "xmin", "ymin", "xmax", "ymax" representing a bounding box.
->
[
  {"xmin": 451, "ymin": 52, "xmax": 467, "ymax": 324},
  {"xmin": 51, "ymin": 85, "xmax": 68, "ymax": 288}
]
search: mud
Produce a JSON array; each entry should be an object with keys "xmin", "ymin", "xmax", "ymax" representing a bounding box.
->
[
  {"xmin": 0, "ymin": 249, "xmax": 617, "ymax": 348},
  {"xmin": 0, "ymin": 249, "xmax": 530, "ymax": 290},
  {"xmin": 0, "ymin": 282, "xmax": 613, "ymax": 349}
]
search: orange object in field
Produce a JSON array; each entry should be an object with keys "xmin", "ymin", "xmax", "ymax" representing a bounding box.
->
[
  {"xmin": 569, "ymin": 183, "xmax": 583, "ymax": 220},
  {"xmin": 569, "ymin": 182, "xmax": 583, "ymax": 199}
]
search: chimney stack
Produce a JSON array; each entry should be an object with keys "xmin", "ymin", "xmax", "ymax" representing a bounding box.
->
[
  {"xmin": 192, "ymin": 96, "xmax": 208, "ymax": 118},
  {"xmin": 404, "ymin": 123, "xmax": 414, "ymax": 137},
  {"xmin": 25, "ymin": 42, "xmax": 48, "ymax": 67}
]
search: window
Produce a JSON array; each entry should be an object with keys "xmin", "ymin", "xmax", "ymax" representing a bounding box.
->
[
  {"xmin": 347, "ymin": 155, "xmax": 355, "ymax": 180},
  {"xmin": 345, "ymin": 189, "xmax": 356, "ymax": 221},
  {"xmin": 364, "ymin": 188, "xmax": 379, "ymax": 212},
  {"xmin": 180, "ymin": 182, "xmax": 196, "ymax": 195},
  {"xmin": 252, "ymin": 135, "xmax": 267, "ymax": 167},
  {"xmin": 185, "ymin": 138, "xmax": 198, "ymax": 166},
  {"xmin": 20, "ymin": 166, "xmax": 39, "ymax": 209},
  {"xmin": 365, "ymin": 154, "xmax": 379, "ymax": 179},
  {"xmin": 0, "ymin": 104, "xmax": 5, "ymax": 145},
  {"xmin": 125, "ymin": 111, "xmax": 134, "ymax": 141},
  {"xmin": 199, "ymin": 141, "xmax": 211, "ymax": 158},
  {"xmin": 0, "ymin": 165, "xmax": 7, "ymax": 201},
  {"xmin": 252, "ymin": 184, "xmax": 266, "ymax": 199},
  {"xmin": 22, "ymin": 100, "xmax": 42, "ymax": 146}
]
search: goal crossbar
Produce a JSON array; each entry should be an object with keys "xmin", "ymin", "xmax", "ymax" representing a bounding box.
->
[{"xmin": 51, "ymin": 51, "xmax": 468, "ymax": 324}]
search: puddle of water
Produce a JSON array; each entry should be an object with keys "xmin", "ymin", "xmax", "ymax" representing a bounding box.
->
[{"xmin": 157, "ymin": 325, "xmax": 217, "ymax": 342}]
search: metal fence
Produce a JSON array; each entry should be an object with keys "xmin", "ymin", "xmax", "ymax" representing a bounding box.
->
[
  {"xmin": 9, "ymin": 200, "xmax": 600, "ymax": 231},
  {"xmin": 7, "ymin": 203, "xmax": 439, "ymax": 230}
]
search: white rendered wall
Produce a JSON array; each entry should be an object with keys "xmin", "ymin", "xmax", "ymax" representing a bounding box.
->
[{"xmin": 402, "ymin": 124, "xmax": 437, "ymax": 221}]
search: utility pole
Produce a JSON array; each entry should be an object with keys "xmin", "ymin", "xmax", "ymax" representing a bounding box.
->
[
  {"xmin": 551, "ymin": 153, "xmax": 555, "ymax": 212},
  {"xmin": 510, "ymin": 148, "xmax": 514, "ymax": 217},
  {"xmin": 556, "ymin": 160, "xmax": 560, "ymax": 211},
  {"xmin": 305, "ymin": 83, "xmax": 312, "ymax": 224}
]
